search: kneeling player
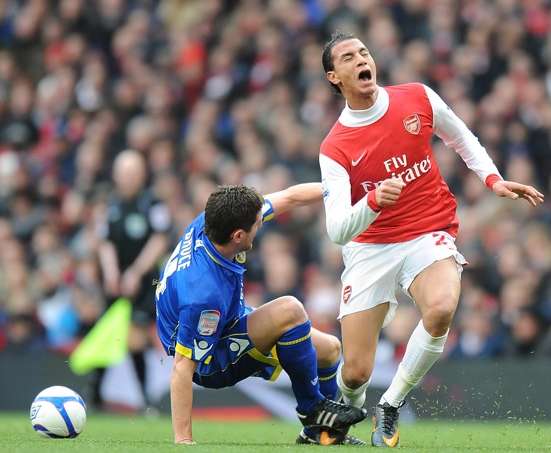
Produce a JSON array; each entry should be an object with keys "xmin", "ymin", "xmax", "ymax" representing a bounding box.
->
[{"xmin": 155, "ymin": 184, "xmax": 367, "ymax": 445}]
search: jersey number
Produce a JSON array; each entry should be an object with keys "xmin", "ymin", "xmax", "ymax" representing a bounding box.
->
[
  {"xmin": 155, "ymin": 240, "xmax": 181, "ymax": 299},
  {"xmin": 432, "ymin": 233, "xmax": 454, "ymax": 250}
]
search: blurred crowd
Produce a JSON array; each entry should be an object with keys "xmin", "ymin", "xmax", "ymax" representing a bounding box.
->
[{"xmin": 0, "ymin": 0, "xmax": 550, "ymax": 364}]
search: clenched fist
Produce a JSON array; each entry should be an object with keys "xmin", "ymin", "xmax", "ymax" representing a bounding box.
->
[{"xmin": 375, "ymin": 178, "xmax": 406, "ymax": 208}]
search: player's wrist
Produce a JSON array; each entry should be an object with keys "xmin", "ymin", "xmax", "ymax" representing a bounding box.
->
[
  {"xmin": 485, "ymin": 174, "xmax": 502, "ymax": 190},
  {"xmin": 367, "ymin": 190, "xmax": 381, "ymax": 212}
]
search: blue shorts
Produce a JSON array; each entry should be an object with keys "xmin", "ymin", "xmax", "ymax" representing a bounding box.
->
[{"xmin": 165, "ymin": 311, "xmax": 283, "ymax": 389}]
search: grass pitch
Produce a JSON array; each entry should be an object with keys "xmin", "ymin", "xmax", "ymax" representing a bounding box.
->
[{"xmin": 3, "ymin": 412, "xmax": 551, "ymax": 452}]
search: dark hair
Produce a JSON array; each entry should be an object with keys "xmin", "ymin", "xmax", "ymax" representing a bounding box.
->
[
  {"xmin": 322, "ymin": 31, "xmax": 357, "ymax": 94},
  {"xmin": 205, "ymin": 185, "xmax": 263, "ymax": 245}
]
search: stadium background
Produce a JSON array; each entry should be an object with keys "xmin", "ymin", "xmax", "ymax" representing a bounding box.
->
[{"xmin": 0, "ymin": 0, "xmax": 550, "ymax": 421}]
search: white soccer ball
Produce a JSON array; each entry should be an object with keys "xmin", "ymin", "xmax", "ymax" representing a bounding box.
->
[{"xmin": 30, "ymin": 386, "xmax": 87, "ymax": 438}]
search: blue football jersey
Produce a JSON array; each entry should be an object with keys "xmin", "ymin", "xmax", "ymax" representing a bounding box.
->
[{"xmin": 155, "ymin": 199, "xmax": 274, "ymax": 376}]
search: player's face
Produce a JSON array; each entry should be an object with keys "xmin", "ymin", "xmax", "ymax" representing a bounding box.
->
[{"xmin": 326, "ymin": 39, "xmax": 377, "ymax": 102}]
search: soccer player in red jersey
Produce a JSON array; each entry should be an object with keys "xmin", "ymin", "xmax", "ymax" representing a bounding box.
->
[{"xmin": 319, "ymin": 31, "xmax": 545, "ymax": 447}]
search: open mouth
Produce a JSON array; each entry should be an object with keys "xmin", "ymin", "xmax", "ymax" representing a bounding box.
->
[{"xmin": 358, "ymin": 69, "xmax": 372, "ymax": 81}]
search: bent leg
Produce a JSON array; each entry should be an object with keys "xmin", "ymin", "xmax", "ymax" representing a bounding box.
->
[
  {"xmin": 246, "ymin": 296, "xmax": 308, "ymax": 352},
  {"xmin": 311, "ymin": 328, "xmax": 341, "ymax": 368},
  {"xmin": 381, "ymin": 257, "xmax": 460, "ymax": 407},
  {"xmin": 339, "ymin": 303, "xmax": 388, "ymax": 407},
  {"xmin": 311, "ymin": 328, "xmax": 341, "ymax": 400},
  {"xmin": 411, "ymin": 257, "xmax": 461, "ymax": 337},
  {"xmin": 247, "ymin": 296, "xmax": 324, "ymax": 414}
]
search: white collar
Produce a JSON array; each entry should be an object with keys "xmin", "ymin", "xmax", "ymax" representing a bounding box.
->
[{"xmin": 338, "ymin": 87, "xmax": 389, "ymax": 127}]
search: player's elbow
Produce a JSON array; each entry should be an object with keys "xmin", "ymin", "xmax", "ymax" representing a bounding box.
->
[{"xmin": 326, "ymin": 221, "xmax": 350, "ymax": 246}]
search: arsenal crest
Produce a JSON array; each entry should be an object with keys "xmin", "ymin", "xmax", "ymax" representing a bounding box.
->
[{"xmin": 403, "ymin": 114, "xmax": 421, "ymax": 135}]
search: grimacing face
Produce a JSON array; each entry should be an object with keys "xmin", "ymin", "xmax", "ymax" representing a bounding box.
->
[{"xmin": 326, "ymin": 38, "xmax": 378, "ymax": 101}]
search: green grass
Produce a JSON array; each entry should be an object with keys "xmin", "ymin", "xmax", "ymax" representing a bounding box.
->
[{"xmin": 3, "ymin": 412, "xmax": 551, "ymax": 452}]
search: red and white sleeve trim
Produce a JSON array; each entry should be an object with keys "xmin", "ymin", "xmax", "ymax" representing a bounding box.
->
[
  {"xmin": 367, "ymin": 190, "xmax": 381, "ymax": 212},
  {"xmin": 484, "ymin": 174, "xmax": 502, "ymax": 190}
]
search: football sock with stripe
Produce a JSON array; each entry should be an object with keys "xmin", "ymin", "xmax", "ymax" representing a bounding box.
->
[
  {"xmin": 303, "ymin": 360, "xmax": 340, "ymax": 438},
  {"xmin": 318, "ymin": 361, "xmax": 340, "ymax": 400},
  {"xmin": 381, "ymin": 320, "xmax": 448, "ymax": 407},
  {"xmin": 276, "ymin": 320, "xmax": 324, "ymax": 414},
  {"xmin": 337, "ymin": 362, "xmax": 370, "ymax": 409}
]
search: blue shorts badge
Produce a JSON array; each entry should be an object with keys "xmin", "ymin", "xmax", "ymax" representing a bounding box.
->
[{"xmin": 197, "ymin": 310, "xmax": 220, "ymax": 336}]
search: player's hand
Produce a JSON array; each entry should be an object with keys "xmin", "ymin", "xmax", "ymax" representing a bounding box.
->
[
  {"xmin": 491, "ymin": 180, "xmax": 544, "ymax": 207},
  {"xmin": 175, "ymin": 438, "xmax": 196, "ymax": 445},
  {"xmin": 375, "ymin": 178, "xmax": 406, "ymax": 207},
  {"xmin": 120, "ymin": 268, "xmax": 141, "ymax": 297}
]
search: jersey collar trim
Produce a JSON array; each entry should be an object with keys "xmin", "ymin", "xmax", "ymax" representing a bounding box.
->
[
  {"xmin": 202, "ymin": 234, "xmax": 246, "ymax": 275},
  {"xmin": 338, "ymin": 86, "xmax": 389, "ymax": 128}
]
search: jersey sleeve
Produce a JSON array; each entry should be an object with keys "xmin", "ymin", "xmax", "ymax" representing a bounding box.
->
[
  {"xmin": 261, "ymin": 199, "xmax": 274, "ymax": 223},
  {"xmin": 320, "ymin": 135, "xmax": 351, "ymax": 174},
  {"xmin": 320, "ymin": 154, "xmax": 381, "ymax": 245},
  {"xmin": 423, "ymin": 84, "xmax": 502, "ymax": 188},
  {"xmin": 174, "ymin": 288, "xmax": 224, "ymax": 364}
]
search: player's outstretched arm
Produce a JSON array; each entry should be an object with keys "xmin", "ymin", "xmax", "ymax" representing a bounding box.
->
[
  {"xmin": 171, "ymin": 353, "xmax": 197, "ymax": 445},
  {"xmin": 424, "ymin": 85, "xmax": 503, "ymax": 186},
  {"xmin": 264, "ymin": 182, "xmax": 323, "ymax": 215},
  {"xmin": 490, "ymin": 180, "xmax": 545, "ymax": 207},
  {"xmin": 427, "ymin": 87, "xmax": 545, "ymax": 208}
]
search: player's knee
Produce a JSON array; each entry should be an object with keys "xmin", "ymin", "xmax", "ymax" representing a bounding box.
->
[
  {"xmin": 328, "ymin": 336, "xmax": 341, "ymax": 363},
  {"xmin": 317, "ymin": 335, "xmax": 341, "ymax": 367},
  {"xmin": 279, "ymin": 296, "xmax": 308, "ymax": 329},
  {"xmin": 432, "ymin": 295, "xmax": 457, "ymax": 322},
  {"xmin": 342, "ymin": 359, "xmax": 373, "ymax": 389},
  {"xmin": 424, "ymin": 293, "xmax": 457, "ymax": 335}
]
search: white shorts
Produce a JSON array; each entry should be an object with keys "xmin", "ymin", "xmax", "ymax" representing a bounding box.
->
[{"xmin": 339, "ymin": 231, "xmax": 467, "ymax": 327}]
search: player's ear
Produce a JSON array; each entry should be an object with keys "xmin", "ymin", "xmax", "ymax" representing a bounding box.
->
[
  {"xmin": 326, "ymin": 71, "xmax": 340, "ymax": 87},
  {"xmin": 231, "ymin": 229, "xmax": 245, "ymax": 244}
]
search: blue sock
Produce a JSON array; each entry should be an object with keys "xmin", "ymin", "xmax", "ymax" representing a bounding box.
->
[
  {"xmin": 276, "ymin": 320, "xmax": 324, "ymax": 414},
  {"xmin": 318, "ymin": 360, "xmax": 340, "ymax": 400},
  {"xmin": 302, "ymin": 360, "xmax": 340, "ymax": 438}
]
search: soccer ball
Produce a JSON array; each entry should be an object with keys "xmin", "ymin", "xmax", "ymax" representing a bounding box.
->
[{"xmin": 30, "ymin": 386, "xmax": 87, "ymax": 438}]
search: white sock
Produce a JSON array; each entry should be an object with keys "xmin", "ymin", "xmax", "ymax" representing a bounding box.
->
[
  {"xmin": 381, "ymin": 320, "xmax": 448, "ymax": 407},
  {"xmin": 337, "ymin": 362, "xmax": 371, "ymax": 408}
]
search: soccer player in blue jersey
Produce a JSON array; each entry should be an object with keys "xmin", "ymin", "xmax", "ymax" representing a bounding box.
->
[{"xmin": 155, "ymin": 183, "xmax": 367, "ymax": 446}]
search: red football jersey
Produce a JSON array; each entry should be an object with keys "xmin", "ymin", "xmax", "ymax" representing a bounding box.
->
[{"xmin": 320, "ymin": 83, "xmax": 459, "ymax": 243}]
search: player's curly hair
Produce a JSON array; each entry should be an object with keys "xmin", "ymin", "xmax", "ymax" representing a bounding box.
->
[
  {"xmin": 322, "ymin": 30, "xmax": 357, "ymax": 95},
  {"xmin": 205, "ymin": 185, "xmax": 263, "ymax": 245}
]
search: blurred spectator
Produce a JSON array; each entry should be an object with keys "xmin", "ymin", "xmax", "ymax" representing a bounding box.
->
[
  {"xmin": 95, "ymin": 150, "xmax": 171, "ymax": 409},
  {"xmin": 504, "ymin": 308, "xmax": 545, "ymax": 357}
]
